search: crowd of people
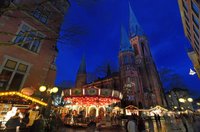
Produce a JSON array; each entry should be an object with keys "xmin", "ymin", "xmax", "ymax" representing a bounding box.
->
[
  {"xmin": 3, "ymin": 107, "xmax": 200, "ymax": 132},
  {"xmin": 4, "ymin": 108, "xmax": 63, "ymax": 132}
]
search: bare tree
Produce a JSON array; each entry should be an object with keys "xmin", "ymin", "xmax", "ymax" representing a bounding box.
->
[
  {"xmin": 159, "ymin": 67, "xmax": 188, "ymax": 91},
  {"xmin": 0, "ymin": 0, "xmax": 88, "ymax": 46}
]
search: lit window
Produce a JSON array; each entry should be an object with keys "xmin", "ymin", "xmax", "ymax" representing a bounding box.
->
[
  {"xmin": 0, "ymin": 58, "xmax": 30, "ymax": 91},
  {"xmin": 13, "ymin": 23, "xmax": 45, "ymax": 53},
  {"xmin": 32, "ymin": 6, "xmax": 50, "ymax": 24},
  {"xmin": 5, "ymin": 60, "xmax": 17, "ymax": 70},
  {"xmin": 191, "ymin": 1, "xmax": 199, "ymax": 17}
]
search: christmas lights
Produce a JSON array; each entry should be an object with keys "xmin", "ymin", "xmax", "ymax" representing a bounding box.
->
[{"xmin": 0, "ymin": 91, "xmax": 47, "ymax": 106}]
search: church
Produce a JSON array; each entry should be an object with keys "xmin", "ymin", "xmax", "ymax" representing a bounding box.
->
[{"xmin": 72, "ymin": 3, "xmax": 166, "ymax": 109}]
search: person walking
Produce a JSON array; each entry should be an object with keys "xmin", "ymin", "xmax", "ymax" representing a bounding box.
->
[
  {"xmin": 154, "ymin": 114, "xmax": 157, "ymax": 123},
  {"xmin": 5, "ymin": 113, "xmax": 21, "ymax": 132},
  {"xmin": 31, "ymin": 114, "xmax": 45, "ymax": 132},
  {"xmin": 138, "ymin": 116, "xmax": 145, "ymax": 132},
  {"xmin": 157, "ymin": 114, "xmax": 161, "ymax": 125},
  {"xmin": 127, "ymin": 116, "xmax": 136, "ymax": 132},
  {"xmin": 20, "ymin": 113, "xmax": 30, "ymax": 131}
]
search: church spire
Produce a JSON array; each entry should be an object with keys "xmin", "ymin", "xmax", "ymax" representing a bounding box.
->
[
  {"xmin": 77, "ymin": 55, "xmax": 86, "ymax": 74},
  {"xmin": 120, "ymin": 26, "xmax": 133, "ymax": 52},
  {"xmin": 129, "ymin": 2, "xmax": 143, "ymax": 38},
  {"xmin": 75, "ymin": 55, "xmax": 87, "ymax": 87}
]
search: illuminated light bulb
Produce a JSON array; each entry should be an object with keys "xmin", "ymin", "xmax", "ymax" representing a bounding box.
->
[
  {"xmin": 52, "ymin": 87, "xmax": 59, "ymax": 93},
  {"xmin": 187, "ymin": 98, "xmax": 193, "ymax": 102},
  {"xmin": 39, "ymin": 85, "xmax": 47, "ymax": 92},
  {"xmin": 179, "ymin": 98, "xmax": 186, "ymax": 103},
  {"xmin": 36, "ymin": 106, "xmax": 39, "ymax": 110}
]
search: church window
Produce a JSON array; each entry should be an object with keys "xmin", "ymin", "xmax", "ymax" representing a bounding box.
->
[{"xmin": 133, "ymin": 44, "xmax": 139, "ymax": 55}]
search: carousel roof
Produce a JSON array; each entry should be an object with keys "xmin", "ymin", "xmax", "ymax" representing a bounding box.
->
[{"xmin": 62, "ymin": 87, "xmax": 123, "ymax": 106}]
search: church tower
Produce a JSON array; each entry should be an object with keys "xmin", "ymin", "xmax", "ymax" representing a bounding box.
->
[
  {"xmin": 119, "ymin": 26, "xmax": 142, "ymax": 107},
  {"xmin": 75, "ymin": 56, "xmax": 87, "ymax": 87},
  {"xmin": 128, "ymin": 2, "xmax": 166, "ymax": 107}
]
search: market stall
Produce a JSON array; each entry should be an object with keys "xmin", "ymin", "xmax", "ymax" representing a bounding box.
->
[
  {"xmin": 0, "ymin": 91, "xmax": 47, "ymax": 128},
  {"xmin": 149, "ymin": 105, "xmax": 168, "ymax": 116},
  {"xmin": 125, "ymin": 105, "xmax": 139, "ymax": 115}
]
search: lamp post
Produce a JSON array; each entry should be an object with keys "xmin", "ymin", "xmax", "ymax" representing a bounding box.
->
[{"xmin": 39, "ymin": 85, "xmax": 58, "ymax": 117}]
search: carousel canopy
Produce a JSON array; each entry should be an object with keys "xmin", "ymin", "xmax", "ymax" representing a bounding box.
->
[{"xmin": 63, "ymin": 87, "xmax": 123, "ymax": 106}]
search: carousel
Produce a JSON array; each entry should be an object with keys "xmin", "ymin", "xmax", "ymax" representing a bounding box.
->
[{"xmin": 61, "ymin": 86, "xmax": 123, "ymax": 126}]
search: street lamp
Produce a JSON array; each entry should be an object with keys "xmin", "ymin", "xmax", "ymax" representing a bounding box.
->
[
  {"xmin": 39, "ymin": 85, "xmax": 47, "ymax": 92},
  {"xmin": 39, "ymin": 85, "xmax": 58, "ymax": 94},
  {"xmin": 39, "ymin": 85, "xmax": 59, "ymax": 118},
  {"xmin": 51, "ymin": 87, "xmax": 59, "ymax": 93}
]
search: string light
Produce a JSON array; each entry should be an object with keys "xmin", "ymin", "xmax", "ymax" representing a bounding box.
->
[
  {"xmin": 63, "ymin": 87, "xmax": 122, "ymax": 107},
  {"xmin": 0, "ymin": 91, "xmax": 47, "ymax": 106}
]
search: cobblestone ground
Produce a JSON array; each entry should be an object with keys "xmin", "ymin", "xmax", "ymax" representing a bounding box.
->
[{"xmin": 58, "ymin": 118, "xmax": 199, "ymax": 132}]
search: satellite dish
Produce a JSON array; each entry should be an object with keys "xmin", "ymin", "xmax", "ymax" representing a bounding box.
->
[{"xmin": 189, "ymin": 68, "xmax": 196, "ymax": 76}]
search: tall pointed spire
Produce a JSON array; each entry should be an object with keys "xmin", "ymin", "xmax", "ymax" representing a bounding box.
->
[
  {"xmin": 75, "ymin": 55, "xmax": 87, "ymax": 87},
  {"xmin": 120, "ymin": 26, "xmax": 133, "ymax": 52},
  {"xmin": 77, "ymin": 55, "xmax": 86, "ymax": 74},
  {"xmin": 106, "ymin": 64, "xmax": 111, "ymax": 77},
  {"xmin": 129, "ymin": 2, "xmax": 143, "ymax": 38}
]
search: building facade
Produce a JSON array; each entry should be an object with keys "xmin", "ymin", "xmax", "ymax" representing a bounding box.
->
[
  {"xmin": 178, "ymin": 0, "xmax": 200, "ymax": 78},
  {"xmin": 0, "ymin": 0, "xmax": 69, "ymax": 91},
  {"xmin": 72, "ymin": 3, "xmax": 166, "ymax": 109},
  {"xmin": 166, "ymin": 88, "xmax": 194, "ymax": 111}
]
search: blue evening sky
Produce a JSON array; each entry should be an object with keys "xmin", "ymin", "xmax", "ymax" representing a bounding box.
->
[{"xmin": 56, "ymin": 0, "xmax": 200, "ymax": 96}]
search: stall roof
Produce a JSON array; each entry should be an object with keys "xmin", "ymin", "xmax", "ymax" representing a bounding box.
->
[{"xmin": 0, "ymin": 91, "xmax": 47, "ymax": 106}]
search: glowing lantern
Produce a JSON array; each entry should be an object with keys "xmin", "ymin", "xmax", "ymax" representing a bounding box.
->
[
  {"xmin": 21, "ymin": 87, "xmax": 34, "ymax": 96},
  {"xmin": 39, "ymin": 86, "xmax": 46, "ymax": 92}
]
